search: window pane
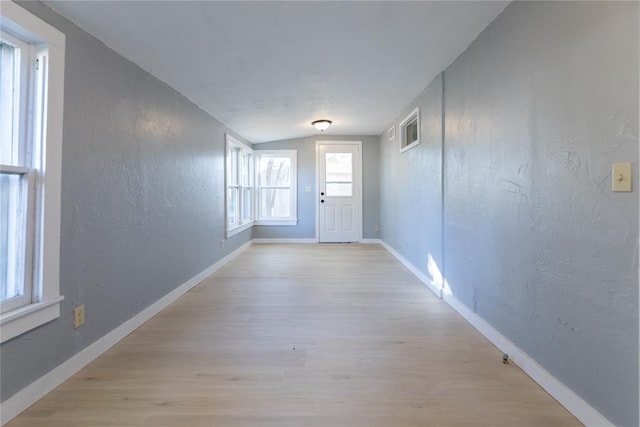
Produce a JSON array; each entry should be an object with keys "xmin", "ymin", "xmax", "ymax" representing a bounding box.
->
[
  {"xmin": 1, "ymin": 173, "xmax": 26, "ymax": 302},
  {"xmin": 228, "ymin": 147, "xmax": 239, "ymax": 185},
  {"xmin": 326, "ymin": 183, "xmax": 353, "ymax": 197},
  {"xmin": 227, "ymin": 187, "xmax": 238, "ymax": 225},
  {"xmin": 325, "ymin": 153, "xmax": 352, "ymax": 183},
  {"xmin": 242, "ymin": 188, "xmax": 252, "ymax": 221},
  {"xmin": 260, "ymin": 188, "xmax": 290, "ymax": 218},
  {"xmin": 241, "ymin": 153, "xmax": 251, "ymax": 186},
  {"xmin": 259, "ymin": 157, "xmax": 290, "ymax": 186},
  {"xmin": 0, "ymin": 42, "xmax": 19, "ymax": 166}
]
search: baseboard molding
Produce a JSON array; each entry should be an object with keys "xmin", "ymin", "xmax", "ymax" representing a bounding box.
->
[
  {"xmin": 0, "ymin": 240, "xmax": 253, "ymax": 426},
  {"xmin": 442, "ymin": 293, "xmax": 613, "ymax": 427},
  {"xmin": 378, "ymin": 240, "xmax": 443, "ymax": 298},
  {"xmin": 252, "ymin": 238, "xmax": 316, "ymax": 244},
  {"xmin": 378, "ymin": 239, "xmax": 613, "ymax": 427},
  {"xmin": 252, "ymin": 238, "xmax": 381, "ymax": 245},
  {"xmin": 359, "ymin": 238, "xmax": 381, "ymax": 244}
]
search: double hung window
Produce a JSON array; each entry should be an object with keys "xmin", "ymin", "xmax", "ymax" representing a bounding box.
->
[
  {"xmin": 1, "ymin": 2, "xmax": 65, "ymax": 343},
  {"xmin": 226, "ymin": 135, "xmax": 254, "ymax": 236},
  {"xmin": 225, "ymin": 139, "xmax": 298, "ymax": 235},
  {"xmin": 1, "ymin": 33, "xmax": 36, "ymax": 314}
]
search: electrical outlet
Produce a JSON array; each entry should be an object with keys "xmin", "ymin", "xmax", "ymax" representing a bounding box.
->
[
  {"xmin": 73, "ymin": 305, "xmax": 85, "ymax": 328},
  {"xmin": 221, "ymin": 239, "xmax": 225, "ymax": 249},
  {"xmin": 374, "ymin": 224, "xmax": 380, "ymax": 232}
]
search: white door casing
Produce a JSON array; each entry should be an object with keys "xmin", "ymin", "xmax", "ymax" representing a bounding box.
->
[{"xmin": 316, "ymin": 141, "xmax": 362, "ymax": 243}]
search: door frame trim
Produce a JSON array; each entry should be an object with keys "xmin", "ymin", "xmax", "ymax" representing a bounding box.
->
[{"xmin": 315, "ymin": 140, "xmax": 363, "ymax": 243}]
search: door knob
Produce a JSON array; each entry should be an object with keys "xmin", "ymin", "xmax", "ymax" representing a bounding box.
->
[
  {"xmin": 321, "ymin": 192, "xmax": 325, "ymax": 196},
  {"xmin": 320, "ymin": 199, "xmax": 325, "ymax": 203}
]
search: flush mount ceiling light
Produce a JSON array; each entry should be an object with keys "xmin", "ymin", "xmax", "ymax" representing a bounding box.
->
[{"xmin": 311, "ymin": 119, "xmax": 332, "ymax": 132}]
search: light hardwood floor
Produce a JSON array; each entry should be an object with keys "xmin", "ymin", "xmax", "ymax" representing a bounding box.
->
[{"xmin": 7, "ymin": 244, "xmax": 581, "ymax": 426}]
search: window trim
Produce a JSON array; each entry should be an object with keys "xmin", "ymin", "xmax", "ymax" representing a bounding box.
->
[
  {"xmin": 0, "ymin": 1, "xmax": 65, "ymax": 343},
  {"xmin": 225, "ymin": 134, "xmax": 254, "ymax": 238},
  {"xmin": 399, "ymin": 106, "xmax": 420, "ymax": 153},
  {"xmin": 255, "ymin": 150, "xmax": 298, "ymax": 225}
]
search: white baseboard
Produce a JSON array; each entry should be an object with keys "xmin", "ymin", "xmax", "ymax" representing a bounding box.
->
[
  {"xmin": 253, "ymin": 238, "xmax": 380, "ymax": 245},
  {"xmin": 442, "ymin": 293, "xmax": 612, "ymax": 427},
  {"xmin": 0, "ymin": 240, "xmax": 253, "ymax": 426},
  {"xmin": 359, "ymin": 238, "xmax": 381, "ymax": 244},
  {"xmin": 378, "ymin": 239, "xmax": 613, "ymax": 427},
  {"xmin": 378, "ymin": 240, "xmax": 443, "ymax": 298},
  {"xmin": 252, "ymin": 238, "xmax": 316, "ymax": 244}
]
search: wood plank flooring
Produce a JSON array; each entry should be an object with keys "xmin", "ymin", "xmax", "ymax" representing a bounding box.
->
[{"xmin": 7, "ymin": 244, "xmax": 581, "ymax": 426}]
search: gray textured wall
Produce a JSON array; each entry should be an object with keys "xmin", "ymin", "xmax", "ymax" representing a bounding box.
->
[
  {"xmin": 253, "ymin": 135, "xmax": 380, "ymax": 240},
  {"xmin": 444, "ymin": 3, "xmax": 638, "ymax": 425},
  {"xmin": 380, "ymin": 75, "xmax": 443, "ymax": 280},
  {"xmin": 380, "ymin": 2, "xmax": 639, "ymax": 425},
  {"xmin": 1, "ymin": 1, "xmax": 252, "ymax": 401}
]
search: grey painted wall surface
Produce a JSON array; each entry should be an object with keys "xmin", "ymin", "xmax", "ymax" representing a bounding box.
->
[
  {"xmin": 444, "ymin": 3, "xmax": 638, "ymax": 425},
  {"xmin": 252, "ymin": 135, "xmax": 380, "ymax": 240},
  {"xmin": 379, "ymin": 76, "xmax": 443, "ymax": 281},
  {"xmin": 380, "ymin": 2, "xmax": 638, "ymax": 425},
  {"xmin": 1, "ymin": 2, "xmax": 251, "ymax": 401}
]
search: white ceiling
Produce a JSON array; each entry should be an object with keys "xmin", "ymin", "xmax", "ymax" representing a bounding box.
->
[{"xmin": 44, "ymin": 1, "xmax": 509, "ymax": 143}]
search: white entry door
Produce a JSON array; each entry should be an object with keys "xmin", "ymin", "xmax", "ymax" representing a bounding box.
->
[{"xmin": 317, "ymin": 142, "xmax": 362, "ymax": 243}]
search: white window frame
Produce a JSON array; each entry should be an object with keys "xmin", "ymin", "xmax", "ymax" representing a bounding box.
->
[
  {"xmin": 399, "ymin": 106, "xmax": 420, "ymax": 153},
  {"xmin": 0, "ymin": 2, "xmax": 65, "ymax": 344},
  {"xmin": 1, "ymin": 31, "xmax": 35, "ymax": 314},
  {"xmin": 225, "ymin": 134, "xmax": 254, "ymax": 237},
  {"xmin": 255, "ymin": 150, "xmax": 298, "ymax": 226}
]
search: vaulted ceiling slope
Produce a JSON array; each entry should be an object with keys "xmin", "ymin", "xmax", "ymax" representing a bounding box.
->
[{"xmin": 44, "ymin": 1, "xmax": 509, "ymax": 143}]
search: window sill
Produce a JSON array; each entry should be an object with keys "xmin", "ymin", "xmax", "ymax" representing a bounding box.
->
[
  {"xmin": 255, "ymin": 219, "xmax": 298, "ymax": 226},
  {"xmin": 227, "ymin": 221, "xmax": 254, "ymax": 238},
  {"xmin": 0, "ymin": 296, "xmax": 64, "ymax": 343}
]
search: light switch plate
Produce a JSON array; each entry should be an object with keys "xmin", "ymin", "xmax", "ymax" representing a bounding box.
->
[
  {"xmin": 305, "ymin": 186, "xmax": 312, "ymax": 192},
  {"xmin": 612, "ymin": 162, "xmax": 632, "ymax": 192}
]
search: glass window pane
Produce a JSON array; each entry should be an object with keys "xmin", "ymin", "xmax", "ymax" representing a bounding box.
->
[
  {"xmin": 0, "ymin": 42, "xmax": 19, "ymax": 166},
  {"xmin": 227, "ymin": 187, "xmax": 238, "ymax": 225},
  {"xmin": 325, "ymin": 153, "xmax": 352, "ymax": 183},
  {"xmin": 241, "ymin": 153, "xmax": 251, "ymax": 186},
  {"xmin": 259, "ymin": 157, "xmax": 290, "ymax": 187},
  {"xmin": 1, "ymin": 173, "xmax": 26, "ymax": 302},
  {"xmin": 228, "ymin": 147, "xmax": 239, "ymax": 185},
  {"xmin": 326, "ymin": 183, "xmax": 352, "ymax": 197},
  {"xmin": 242, "ymin": 188, "xmax": 252, "ymax": 221},
  {"xmin": 260, "ymin": 188, "xmax": 290, "ymax": 218}
]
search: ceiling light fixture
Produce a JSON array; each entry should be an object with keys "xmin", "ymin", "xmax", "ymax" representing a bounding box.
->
[{"xmin": 311, "ymin": 119, "xmax": 332, "ymax": 132}]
